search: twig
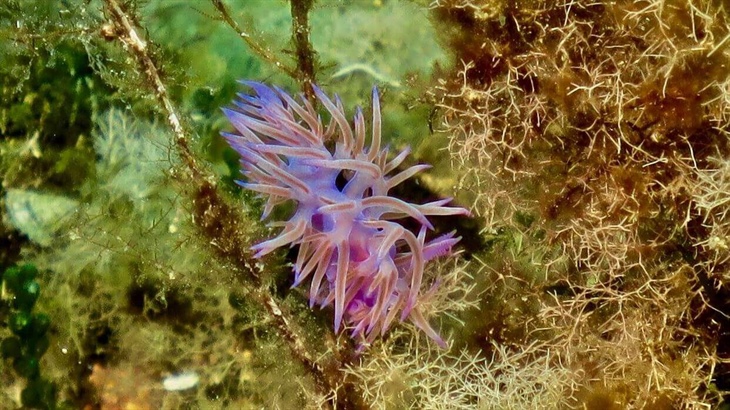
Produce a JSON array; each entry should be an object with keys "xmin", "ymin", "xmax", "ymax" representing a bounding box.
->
[
  {"xmin": 100, "ymin": 0, "xmax": 341, "ymax": 405},
  {"xmin": 209, "ymin": 0, "xmax": 298, "ymax": 79},
  {"xmin": 102, "ymin": 0, "xmax": 200, "ymax": 180},
  {"xmin": 289, "ymin": 0, "xmax": 317, "ymax": 101},
  {"xmin": 211, "ymin": 0, "xmax": 318, "ymax": 102}
]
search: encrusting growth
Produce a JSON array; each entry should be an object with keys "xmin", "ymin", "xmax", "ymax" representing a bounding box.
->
[{"xmin": 223, "ymin": 82, "xmax": 468, "ymax": 347}]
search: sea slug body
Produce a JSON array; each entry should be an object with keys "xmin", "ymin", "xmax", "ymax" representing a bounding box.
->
[{"xmin": 223, "ymin": 82, "xmax": 468, "ymax": 347}]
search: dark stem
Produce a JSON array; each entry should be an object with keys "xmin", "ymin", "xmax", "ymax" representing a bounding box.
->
[{"xmin": 290, "ymin": 0, "xmax": 317, "ymax": 102}]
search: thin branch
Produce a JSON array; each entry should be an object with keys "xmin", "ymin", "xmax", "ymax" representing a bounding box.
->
[
  {"xmin": 210, "ymin": 0, "xmax": 298, "ymax": 79},
  {"xmin": 210, "ymin": 0, "xmax": 318, "ymax": 101},
  {"xmin": 290, "ymin": 0, "xmax": 317, "ymax": 101},
  {"xmin": 102, "ymin": 0, "xmax": 199, "ymax": 180}
]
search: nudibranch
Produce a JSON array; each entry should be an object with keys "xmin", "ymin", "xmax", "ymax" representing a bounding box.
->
[{"xmin": 222, "ymin": 82, "xmax": 468, "ymax": 347}]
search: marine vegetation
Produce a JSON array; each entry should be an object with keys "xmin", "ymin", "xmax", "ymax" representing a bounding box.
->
[
  {"xmin": 1, "ymin": 0, "xmax": 730, "ymax": 409},
  {"xmin": 1, "ymin": 264, "xmax": 57, "ymax": 409}
]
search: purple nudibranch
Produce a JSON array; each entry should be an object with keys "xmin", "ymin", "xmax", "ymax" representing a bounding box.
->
[{"xmin": 222, "ymin": 81, "xmax": 469, "ymax": 348}]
